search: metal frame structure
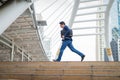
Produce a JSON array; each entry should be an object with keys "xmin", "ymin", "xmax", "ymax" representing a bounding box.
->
[
  {"xmin": 68, "ymin": 0, "xmax": 115, "ymax": 61},
  {"xmin": 69, "ymin": 0, "xmax": 80, "ymax": 27},
  {"xmin": 31, "ymin": 4, "xmax": 48, "ymax": 59}
]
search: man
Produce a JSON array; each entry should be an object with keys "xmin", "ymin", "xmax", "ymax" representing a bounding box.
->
[{"xmin": 54, "ymin": 21, "xmax": 85, "ymax": 62}]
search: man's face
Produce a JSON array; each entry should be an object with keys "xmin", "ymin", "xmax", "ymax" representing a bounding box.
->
[{"xmin": 60, "ymin": 24, "xmax": 65, "ymax": 28}]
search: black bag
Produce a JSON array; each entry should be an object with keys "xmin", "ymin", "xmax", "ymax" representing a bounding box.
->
[{"xmin": 61, "ymin": 29, "xmax": 73, "ymax": 37}]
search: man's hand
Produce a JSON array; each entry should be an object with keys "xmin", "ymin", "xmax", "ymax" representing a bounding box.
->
[
  {"xmin": 61, "ymin": 35, "xmax": 64, "ymax": 38},
  {"xmin": 61, "ymin": 35, "xmax": 65, "ymax": 40}
]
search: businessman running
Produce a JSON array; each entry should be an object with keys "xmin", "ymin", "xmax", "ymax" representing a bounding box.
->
[{"xmin": 54, "ymin": 21, "xmax": 85, "ymax": 62}]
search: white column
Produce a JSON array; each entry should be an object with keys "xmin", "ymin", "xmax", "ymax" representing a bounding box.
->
[
  {"xmin": 104, "ymin": 0, "xmax": 114, "ymax": 61},
  {"xmin": 69, "ymin": 0, "xmax": 80, "ymax": 27}
]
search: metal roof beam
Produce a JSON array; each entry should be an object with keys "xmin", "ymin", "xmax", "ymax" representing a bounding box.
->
[
  {"xmin": 74, "ymin": 18, "xmax": 104, "ymax": 23},
  {"xmin": 80, "ymin": 0, "xmax": 99, "ymax": 3},
  {"xmin": 72, "ymin": 26, "xmax": 104, "ymax": 30},
  {"xmin": 69, "ymin": 0, "xmax": 80, "ymax": 27},
  {"xmin": 78, "ymin": 4, "xmax": 107, "ymax": 10},
  {"xmin": 74, "ymin": 33, "xmax": 104, "ymax": 36},
  {"xmin": 76, "ymin": 11, "xmax": 105, "ymax": 16}
]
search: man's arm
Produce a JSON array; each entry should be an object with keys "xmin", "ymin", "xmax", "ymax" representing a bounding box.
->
[
  {"xmin": 64, "ymin": 26, "xmax": 70, "ymax": 37},
  {"xmin": 61, "ymin": 30, "xmax": 64, "ymax": 38}
]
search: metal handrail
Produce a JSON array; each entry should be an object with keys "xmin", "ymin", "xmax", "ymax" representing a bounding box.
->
[{"xmin": 0, "ymin": 34, "xmax": 32, "ymax": 61}]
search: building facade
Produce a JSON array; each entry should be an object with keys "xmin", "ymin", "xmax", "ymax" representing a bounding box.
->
[
  {"xmin": 110, "ymin": 39, "xmax": 118, "ymax": 61},
  {"xmin": 108, "ymin": 0, "xmax": 120, "ymax": 61}
]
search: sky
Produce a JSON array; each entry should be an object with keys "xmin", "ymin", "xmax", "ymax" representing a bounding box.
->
[{"xmin": 34, "ymin": 0, "xmax": 103, "ymax": 61}]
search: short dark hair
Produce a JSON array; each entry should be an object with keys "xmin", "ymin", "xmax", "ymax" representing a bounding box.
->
[{"xmin": 59, "ymin": 21, "xmax": 65, "ymax": 25}]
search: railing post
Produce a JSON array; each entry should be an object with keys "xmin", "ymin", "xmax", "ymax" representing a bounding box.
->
[
  {"xmin": 27, "ymin": 54, "xmax": 30, "ymax": 62},
  {"xmin": 11, "ymin": 40, "xmax": 14, "ymax": 61},
  {"xmin": 21, "ymin": 50, "xmax": 24, "ymax": 61}
]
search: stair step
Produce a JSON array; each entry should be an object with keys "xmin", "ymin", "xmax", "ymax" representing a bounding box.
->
[
  {"xmin": 0, "ymin": 74, "xmax": 120, "ymax": 80},
  {"xmin": 0, "ymin": 62, "xmax": 119, "ymax": 80},
  {"xmin": 0, "ymin": 62, "xmax": 120, "ymax": 66}
]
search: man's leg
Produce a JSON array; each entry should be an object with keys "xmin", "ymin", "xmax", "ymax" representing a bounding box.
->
[
  {"xmin": 56, "ymin": 41, "xmax": 67, "ymax": 61},
  {"xmin": 68, "ymin": 41, "xmax": 85, "ymax": 61}
]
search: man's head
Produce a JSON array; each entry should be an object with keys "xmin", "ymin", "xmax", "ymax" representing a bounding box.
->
[{"xmin": 59, "ymin": 21, "xmax": 65, "ymax": 28}]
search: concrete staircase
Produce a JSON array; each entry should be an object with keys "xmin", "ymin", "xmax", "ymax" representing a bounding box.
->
[{"xmin": 0, "ymin": 62, "xmax": 119, "ymax": 80}]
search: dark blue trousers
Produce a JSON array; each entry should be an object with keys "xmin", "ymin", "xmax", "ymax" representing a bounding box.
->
[{"xmin": 56, "ymin": 40, "xmax": 85, "ymax": 61}]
